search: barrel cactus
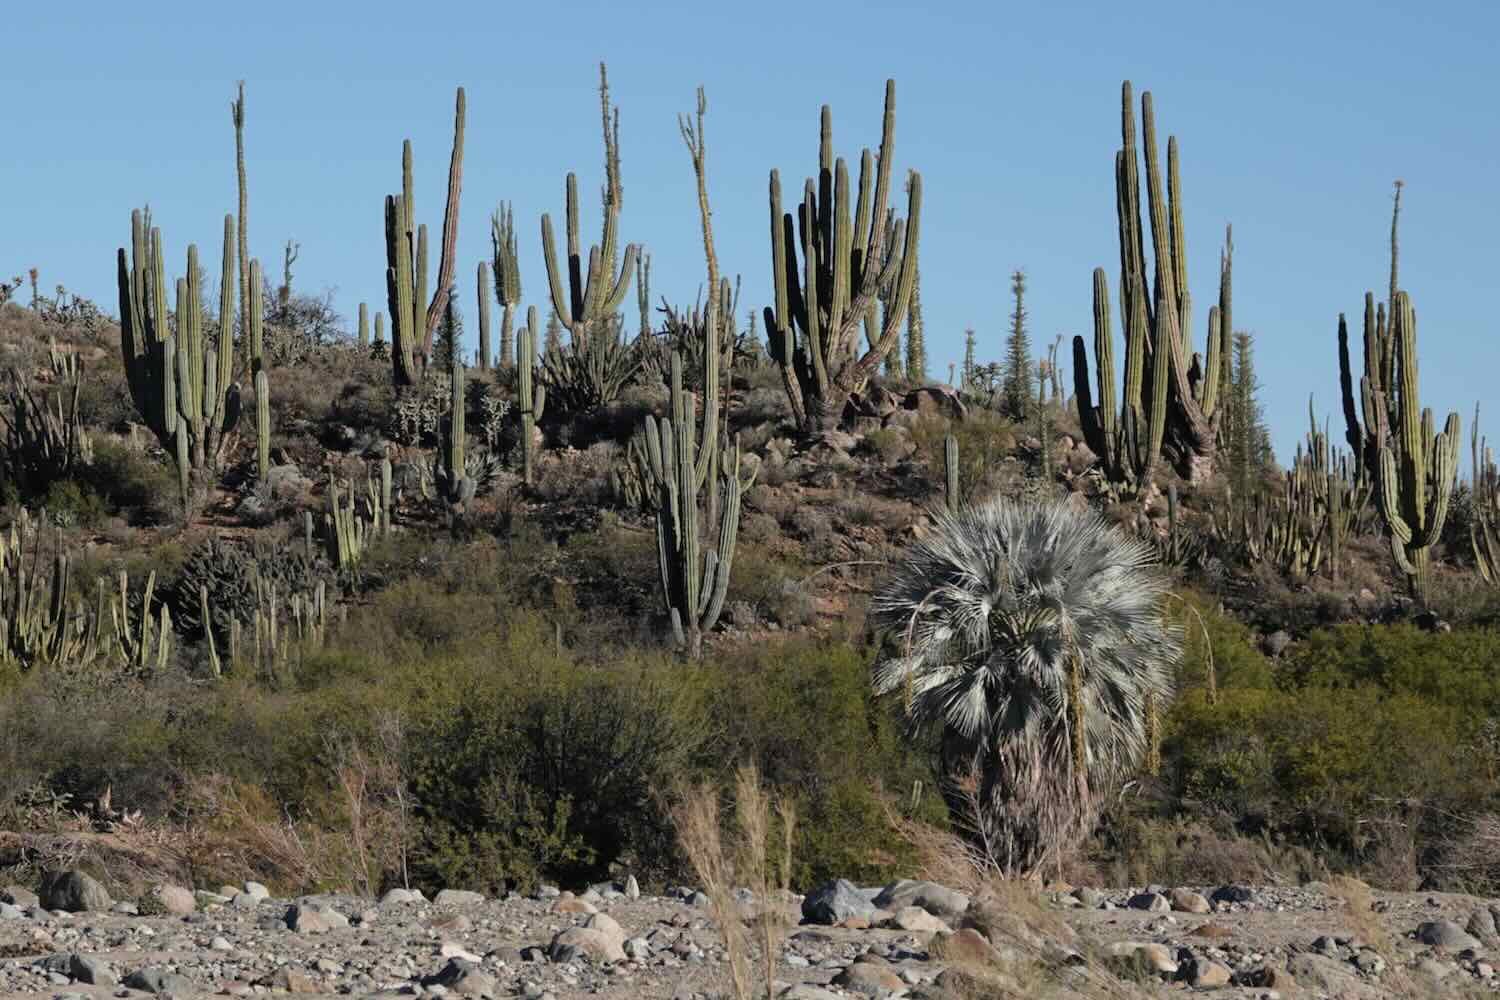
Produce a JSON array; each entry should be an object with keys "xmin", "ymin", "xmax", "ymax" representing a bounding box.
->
[{"xmin": 870, "ymin": 498, "xmax": 1180, "ymax": 877}]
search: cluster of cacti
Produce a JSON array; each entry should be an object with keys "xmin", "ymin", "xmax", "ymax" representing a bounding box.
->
[
  {"xmin": 517, "ymin": 307, "xmax": 547, "ymax": 486},
  {"xmin": 765, "ymin": 79, "xmax": 922, "ymax": 433},
  {"xmin": 1211, "ymin": 405, "xmax": 1368, "ymax": 581},
  {"xmin": 1, "ymin": 511, "xmax": 172, "ymax": 674},
  {"xmin": 538, "ymin": 322, "xmax": 641, "ymax": 412},
  {"xmin": 490, "ymin": 202, "xmax": 521, "ymax": 369},
  {"xmin": 1, "ymin": 340, "xmax": 94, "ymax": 493},
  {"xmin": 325, "ymin": 460, "xmax": 392, "ymax": 573},
  {"xmin": 542, "ymin": 65, "xmax": 638, "ymax": 349},
  {"xmin": 1074, "ymin": 82, "xmax": 1227, "ymax": 488},
  {"xmin": 117, "ymin": 210, "xmax": 245, "ymax": 509},
  {"xmin": 384, "ymin": 88, "xmax": 466, "ymax": 387},
  {"xmin": 225, "ymin": 574, "xmax": 332, "ymax": 678},
  {"xmin": 632, "ymin": 353, "xmax": 754, "ymax": 657}
]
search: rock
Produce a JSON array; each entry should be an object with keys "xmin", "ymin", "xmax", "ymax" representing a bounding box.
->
[
  {"xmin": 1417, "ymin": 919, "xmax": 1480, "ymax": 951},
  {"xmin": 1071, "ymin": 886, "xmax": 1104, "ymax": 908},
  {"xmin": 1415, "ymin": 956, "xmax": 1456, "ymax": 980},
  {"xmin": 802, "ymin": 879, "xmax": 877, "ymax": 925},
  {"xmin": 38, "ymin": 870, "xmax": 111, "ymax": 912},
  {"xmin": 872, "ymin": 880, "xmax": 970, "ymax": 920},
  {"xmin": 151, "ymin": 883, "xmax": 197, "ymax": 915},
  {"xmin": 380, "ymin": 887, "xmax": 426, "ymax": 906},
  {"xmin": 1287, "ymin": 953, "xmax": 1357, "ymax": 991},
  {"xmin": 284, "ymin": 900, "xmax": 349, "ymax": 934},
  {"xmin": 929, "ymin": 928, "xmax": 1001, "ymax": 965},
  {"xmin": 1190, "ymin": 922, "xmax": 1234, "ymax": 940},
  {"xmin": 585, "ymin": 912, "xmax": 628, "ymax": 950},
  {"xmin": 1127, "ymin": 891, "xmax": 1170, "ymax": 912},
  {"xmin": 60, "ymin": 954, "xmax": 115, "ymax": 987},
  {"xmin": 1184, "ymin": 957, "xmax": 1232, "ymax": 988},
  {"xmin": 552, "ymin": 894, "xmax": 598, "ymax": 914},
  {"xmin": 1108, "ymin": 941, "xmax": 1178, "ymax": 975},
  {"xmin": 550, "ymin": 925, "xmax": 626, "ymax": 964},
  {"xmin": 424, "ymin": 958, "xmax": 497, "ymax": 995},
  {"xmin": 890, "ymin": 905, "xmax": 950, "ymax": 934},
  {"xmin": 440, "ymin": 941, "xmax": 483, "ymax": 963},
  {"xmin": 0, "ymin": 885, "xmax": 39, "ymax": 907},
  {"xmin": 1170, "ymin": 888, "xmax": 1211, "ymax": 914},
  {"xmin": 1262, "ymin": 630, "xmax": 1293, "ymax": 657},
  {"xmin": 1355, "ymin": 949, "xmax": 1387, "ymax": 974},
  {"xmin": 1468, "ymin": 906, "xmax": 1498, "ymax": 940},
  {"xmin": 780, "ymin": 986, "xmax": 842, "ymax": 1000},
  {"xmin": 901, "ymin": 385, "xmax": 968, "ymax": 421},
  {"xmin": 123, "ymin": 966, "xmax": 193, "ymax": 994},
  {"xmin": 261, "ymin": 967, "xmax": 319, "ymax": 993},
  {"xmin": 433, "ymin": 888, "xmax": 485, "ymax": 906},
  {"xmin": 243, "ymin": 880, "xmax": 270, "ymax": 900},
  {"xmin": 1210, "ymin": 884, "xmax": 1255, "ymax": 906},
  {"xmin": 833, "ymin": 960, "xmax": 905, "ymax": 995},
  {"xmin": 624, "ymin": 874, "xmax": 640, "ymax": 899},
  {"xmin": 623, "ymin": 936, "xmax": 651, "ymax": 961}
]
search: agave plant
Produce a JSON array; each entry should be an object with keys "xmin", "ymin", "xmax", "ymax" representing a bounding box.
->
[{"xmin": 870, "ymin": 498, "xmax": 1180, "ymax": 877}]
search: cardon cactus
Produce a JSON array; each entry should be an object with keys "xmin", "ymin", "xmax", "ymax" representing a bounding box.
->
[
  {"xmin": 117, "ymin": 210, "xmax": 243, "ymax": 510},
  {"xmin": 764, "ymin": 79, "xmax": 922, "ymax": 433},
  {"xmin": 491, "ymin": 201, "xmax": 521, "ymax": 368},
  {"xmin": 1376, "ymin": 292, "xmax": 1459, "ymax": 601},
  {"xmin": 438, "ymin": 354, "xmax": 476, "ymax": 511},
  {"xmin": 1073, "ymin": 82, "xmax": 1227, "ymax": 488},
  {"xmin": 870, "ymin": 498, "xmax": 1180, "ymax": 877},
  {"xmin": 384, "ymin": 87, "xmax": 466, "ymax": 387},
  {"xmin": 517, "ymin": 306, "xmax": 547, "ymax": 486},
  {"xmin": 541, "ymin": 64, "xmax": 638, "ymax": 348}
]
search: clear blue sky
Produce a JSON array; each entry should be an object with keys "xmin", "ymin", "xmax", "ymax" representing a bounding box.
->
[{"xmin": 5, "ymin": 0, "xmax": 1497, "ymax": 465}]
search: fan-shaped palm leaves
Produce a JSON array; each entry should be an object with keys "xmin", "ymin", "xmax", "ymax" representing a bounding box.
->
[{"xmin": 870, "ymin": 498, "xmax": 1180, "ymax": 876}]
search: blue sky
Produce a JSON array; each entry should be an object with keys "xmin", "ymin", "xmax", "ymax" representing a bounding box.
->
[{"xmin": 5, "ymin": 0, "xmax": 1497, "ymax": 464}]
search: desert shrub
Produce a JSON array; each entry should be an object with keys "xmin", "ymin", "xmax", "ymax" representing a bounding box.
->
[
  {"xmin": 712, "ymin": 639, "xmax": 944, "ymax": 886},
  {"xmin": 1280, "ymin": 623, "xmax": 1500, "ymax": 712},
  {"xmin": 78, "ymin": 438, "xmax": 179, "ymax": 526},
  {"xmin": 910, "ymin": 409, "xmax": 1019, "ymax": 506}
]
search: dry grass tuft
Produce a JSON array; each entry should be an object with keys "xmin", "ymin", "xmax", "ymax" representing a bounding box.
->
[{"xmin": 669, "ymin": 765, "xmax": 796, "ymax": 1000}]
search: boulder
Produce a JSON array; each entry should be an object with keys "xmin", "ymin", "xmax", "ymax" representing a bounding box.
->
[
  {"xmin": 380, "ymin": 887, "xmax": 426, "ymax": 906},
  {"xmin": 123, "ymin": 966, "xmax": 193, "ymax": 994},
  {"xmin": 150, "ymin": 884, "xmax": 197, "ymax": 915},
  {"xmin": 433, "ymin": 888, "xmax": 485, "ymax": 906},
  {"xmin": 1108, "ymin": 941, "xmax": 1178, "ymax": 976},
  {"xmin": 872, "ymin": 879, "xmax": 970, "ymax": 920},
  {"xmin": 38, "ymin": 870, "xmax": 111, "ymax": 912},
  {"xmin": 1169, "ymin": 888, "xmax": 1211, "ymax": 914},
  {"xmin": 889, "ymin": 905, "xmax": 950, "ymax": 934},
  {"xmin": 550, "ymin": 925, "xmax": 626, "ymax": 964},
  {"xmin": 1418, "ymin": 919, "xmax": 1481, "ymax": 952},
  {"xmin": 423, "ymin": 958, "xmax": 497, "ymax": 995},
  {"xmin": 1127, "ymin": 891, "xmax": 1169, "ymax": 912},
  {"xmin": 901, "ymin": 385, "xmax": 968, "ymax": 421},
  {"xmin": 802, "ymin": 879, "xmax": 877, "ymax": 925},
  {"xmin": 0, "ymin": 885, "xmax": 39, "ymax": 908},
  {"xmin": 284, "ymin": 900, "xmax": 349, "ymax": 934},
  {"xmin": 833, "ymin": 959, "xmax": 904, "ymax": 995}
]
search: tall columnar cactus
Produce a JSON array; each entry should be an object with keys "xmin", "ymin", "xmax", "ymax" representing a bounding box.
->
[
  {"xmin": 384, "ymin": 87, "xmax": 466, "ymax": 387},
  {"xmin": 232, "ymin": 82, "xmax": 251, "ymax": 375},
  {"xmin": 765, "ymin": 80, "xmax": 922, "ymax": 433},
  {"xmin": 255, "ymin": 369, "xmax": 270, "ymax": 478},
  {"xmin": 1337, "ymin": 182, "xmax": 1407, "ymax": 489},
  {"xmin": 358, "ymin": 303, "xmax": 370, "ymax": 348},
  {"xmin": 476, "ymin": 261, "xmax": 492, "ymax": 372},
  {"xmin": 1473, "ymin": 405, "xmax": 1500, "ymax": 585},
  {"xmin": 541, "ymin": 65, "xmax": 638, "ymax": 348},
  {"xmin": 439, "ymin": 350, "xmax": 475, "ymax": 511},
  {"xmin": 517, "ymin": 306, "xmax": 547, "ymax": 486},
  {"xmin": 1376, "ymin": 292, "xmax": 1459, "ymax": 600},
  {"xmin": 904, "ymin": 241, "xmax": 927, "ymax": 382},
  {"xmin": 117, "ymin": 210, "xmax": 243, "ymax": 510},
  {"xmin": 638, "ymin": 352, "xmax": 756, "ymax": 658},
  {"xmin": 491, "ymin": 201, "xmax": 521, "ymax": 368},
  {"xmin": 1073, "ymin": 82, "xmax": 1226, "ymax": 487}
]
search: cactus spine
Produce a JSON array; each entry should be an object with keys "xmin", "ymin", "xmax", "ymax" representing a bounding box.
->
[
  {"xmin": 384, "ymin": 88, "xmax": 466, "ymax": 387},
  {"xmin": 1376, "ymin": 292, "xmax": 1459, "ymax": 601},
  {"xmin": 491, "ymin": 202, "xmax": 521, "ymax": 368},
  {"xmin": 541, "ymin": 65, "xmax": 638, "ymax": 348},
  {"xmin": 1073, "ymin": 82, "xmax": 1226, "ymax": 487},
  {"xmin": 117, "ymin": 211, "xmax": 243, "ymax": 512},
  {"xmin": 518, "ymin": 307, "xmax": 547, "ymax": 486},
  {"xmin": 765, "ymin": 80, "xmax": 922, "ymax": 433}
]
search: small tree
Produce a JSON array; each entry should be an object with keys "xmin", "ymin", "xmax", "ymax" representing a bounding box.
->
[{"xmin": 1001, "ymin": 269, "xmax": 1032, "ymax": 420}]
